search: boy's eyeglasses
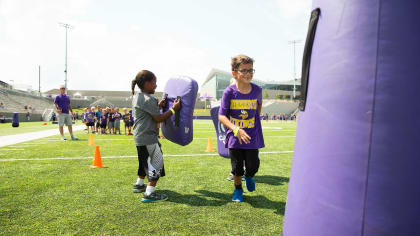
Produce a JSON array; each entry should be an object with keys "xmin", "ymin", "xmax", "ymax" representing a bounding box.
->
[{"xmin": 237, "ymin": 69, "xmax": 255, "ymax": 74}]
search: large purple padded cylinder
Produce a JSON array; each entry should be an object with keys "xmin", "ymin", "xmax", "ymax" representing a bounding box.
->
[
  {"xmin": 283, "ymin": 1, "xmax": 420, "ymax": 236},
  {"xmin": 161, "ymin": 76, "xmax": 198, "ymax": 146}
]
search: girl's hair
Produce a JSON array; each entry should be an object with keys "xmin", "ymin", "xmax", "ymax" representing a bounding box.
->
[
  {"xmin": 231, "ymin": 54, "xmax": 254, "ymax": 71},
  {"xmin": 131, "ymin": 70, "xmax": 156, "ymax": 95}
]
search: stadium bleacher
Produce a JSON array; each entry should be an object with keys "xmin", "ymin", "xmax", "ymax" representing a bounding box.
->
[{"xmin": 0, "ymin": 87, "xmax": 53, "ymax": 114}]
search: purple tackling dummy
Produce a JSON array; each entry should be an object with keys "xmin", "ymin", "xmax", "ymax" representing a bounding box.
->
[
  {"xmin": 283, "ymin": 1, "xmax": 420, "ymax": 236},
  {"xmin": 161, "ymin": 76, "xmax": 198, "ymax": 146},
  {"xmin": 210, "ymin": 106, "xmax": 229, "ymax": 158},
  {"xmin": 12, "ymin": 112, "xmax": 19, "ymax": 127}
]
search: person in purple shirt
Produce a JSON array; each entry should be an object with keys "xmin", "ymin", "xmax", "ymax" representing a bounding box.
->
[
  {"xmin": 128, "ymin": 109, "xmax": 134, "ymax": 135},
  {"xmin": 112, "ymin": 107, "xmax": 122, "ymax": 135},
  {"xmin": 85, "ymin": 107, "xmax": 96, "ymax": 134},
  {"xmin": 99, "ymin": 109, "xmax": 108, "ymax": 134},
  {"xmin": 218, "ymin": 54, "xmax": 264, "ymax": 202},
  {"xmin": 54, "ymin": 85, "xmax": 78, "ymax": 141}
]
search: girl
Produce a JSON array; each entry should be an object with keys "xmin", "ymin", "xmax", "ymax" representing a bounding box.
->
[{"xmin": 131, "ymin": 70, "xmax": 180, "ymax": 203}]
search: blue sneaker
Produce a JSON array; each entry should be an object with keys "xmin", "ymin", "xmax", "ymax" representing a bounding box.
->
[
  {"xmin": 141, "ymin": 192, "xmax": 168, "ymax": 203},
  {"xmin": 232, "ymin": 189, "xmax": 243, "ymax": 202},
  {"xmin": 245, "ymin": 176, "xmax": 255, "ymax": 192},
  {"xmin": 132, "ymin": 184, "xmax": 146, "ymax": 193}
]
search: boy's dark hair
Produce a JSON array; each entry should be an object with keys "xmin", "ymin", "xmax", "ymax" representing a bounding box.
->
[
  {"xmin": 231, "ymin": 54, "xmax": 254, "ymax": 71},
  {"xmin": 131, "ymin": 70, "xmax": 156, "ymax": 95}
]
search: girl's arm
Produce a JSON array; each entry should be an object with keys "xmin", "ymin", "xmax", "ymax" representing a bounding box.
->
[{"xmin": 151, "ymin": 100, "xmax": 180, "ymax": 123}]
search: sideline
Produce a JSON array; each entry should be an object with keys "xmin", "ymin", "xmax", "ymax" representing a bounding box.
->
[
  {"xmin": 0, "ymin": 151, "xmax": 294, "ymax": 162},
  {"xmin": 0, "ymin": 125, "xmax": 85, "ymax": 148}
]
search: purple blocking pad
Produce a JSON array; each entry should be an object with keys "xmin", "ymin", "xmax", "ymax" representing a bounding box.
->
[
  {"xmin": 161, "ymin": 76, "xmax": 198, "ymax": 146},
  {"xmin": 210, "ymin": 106, "xmax": 229, "ymax": 158},
  {"xmin": 283, "ymin": 2, "xmax": 420, "ymax": 236}
]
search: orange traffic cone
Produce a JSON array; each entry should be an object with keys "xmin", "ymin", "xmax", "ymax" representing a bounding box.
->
[
  {"xmin": 90, "ymin": 145, "xmax": 106, "ymax": 168},
  {"xmin": 88, "ymin": 133, "xmax": 95, "ymax": 146},
  {"xmin": 42, "ymin": 122, "xmax": 47, "ymax": 125},
  {"xmin": 205, "ymin": 137, "xmax": 214, "ymax": 152}
]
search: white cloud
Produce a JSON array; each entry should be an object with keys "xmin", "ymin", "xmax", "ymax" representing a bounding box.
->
[{"xmin": 276, "ymin": 0, "xmax": 312, "ymax": 19}]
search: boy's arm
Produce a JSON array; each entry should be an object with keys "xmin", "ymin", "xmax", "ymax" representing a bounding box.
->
[{"xmin": 218, "ymin": 114, "xmax": 251, "ymax": 144}]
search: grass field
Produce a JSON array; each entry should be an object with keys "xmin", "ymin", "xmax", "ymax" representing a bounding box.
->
[{"xmin": 0, "ymin": 120, "xmax": 296, "ymax": 235}]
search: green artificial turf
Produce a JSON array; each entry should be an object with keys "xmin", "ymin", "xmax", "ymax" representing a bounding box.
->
[{"xmin": 0, "ymin": 120, "xmax": 296, "ymax": 235}]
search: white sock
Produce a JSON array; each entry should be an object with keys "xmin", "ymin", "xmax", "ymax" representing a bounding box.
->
[
  {"xmin": 136, "ymin": 178, "xmax": 144, "ymax": 186},
  {"xmin": 146, "ymin": 186, "xmax": 155, "ymax": 195}
]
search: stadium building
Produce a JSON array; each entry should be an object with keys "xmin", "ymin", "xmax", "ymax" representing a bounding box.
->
[{"xmin": 200, "ymin": 69, "xmax": 301, "ymax": 100}]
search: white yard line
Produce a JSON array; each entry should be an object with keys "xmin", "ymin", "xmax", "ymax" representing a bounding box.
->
[
  {"xmin": 0, "ymin": 149, "xmax": 25, "ymax": 151},
  {"xmin": 0, "ymin": 125, "xmax": 85, "ymax": 148},
  {"xmin": 0, "ymin": 151, "xmax": 294, "ymax": 162}
]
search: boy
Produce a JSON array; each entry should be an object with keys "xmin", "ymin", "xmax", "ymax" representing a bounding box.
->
[
  {"xmin": 218, "ymin": 54, "xmax": 265, "ymax": 202},
  {"xmin": 95, "ymin": 105, "xmax": 102, "ymax": 133},
  {"xmin": 108, "ymin": 108, "xmax": 115, "ymax": 134},
  {"xmin": 128, "ymin": 109, "xmax": 134, "ymax": 135},
  {"xmin": 99, "ymin": 108, "xmax": 108, "ymax": 134},
  {"xmin": 122, "ymin": 108, "xmax": 130, "ymax": 135},
  {"xmin": 131, "ymin": 70, "xmax": 180, "ymax": 203},
  {"xmin": 86, "ymin": 107, "xmax": 96, "ymax": 134},
  {"xmin": 113, "ymin": 107, "xmax": 122, "ymax": 135}
]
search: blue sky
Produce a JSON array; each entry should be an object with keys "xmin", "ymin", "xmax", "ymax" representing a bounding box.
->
[{"xmin": 0, "ymin": 0, "xmax": 311, "ymax": 92}]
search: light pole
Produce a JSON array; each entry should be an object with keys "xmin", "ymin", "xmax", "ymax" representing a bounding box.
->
[
  {"xmin": 38, "ymin": 65, "xmax": 41, "ymax": 96},
  {"xmin": 59, "ymin": 23, "xmax": 74, "ymax": 91},
  {"xmin": 288, "ymin": 40, "xmax": 302, "ymax": 99}
]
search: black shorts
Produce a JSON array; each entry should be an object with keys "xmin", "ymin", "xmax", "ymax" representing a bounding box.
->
[
  {"xmin": 136, "ymin": 142, "xmax": 165, "ymax": 180},
  {"xmin": 87, "ymin": 122, "xmax": 94, "ymax": 127},
  {"xmin": 124, "ymin": 120, "xmax": 129, "ymax": 126},
  {"xmin": 100, "ymin": 123, "xmax": 107, "ymax": 129},
  {"xmin": 96, "ymin": 121, "xmax": 100, "ymax": 128},
  {"xmin": 129, "ymin": 121, "xmax": 134, "ymax": 127},
  {"xmin": 229, "ymin": 149, "xmax": 260, "ymax": 177}
]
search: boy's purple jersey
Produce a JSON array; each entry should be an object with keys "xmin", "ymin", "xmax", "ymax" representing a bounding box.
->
[
  {"xmin": 100, "ymin": 113, "xmax": 108, "ymax": 125},
  {"xmin": 129, "ymin": 110, "xmax": 134, "ymax": 122},
  {"xmin": 81, "ymin": 112, "xmax": 86, "ymax": 122},
  {"xmin": 86, "ymin": 111, "xmax": 95, "ymax": 123},
  {"xmin": 112, "ymin": 112, "xmax": 122, "ymax": 120},
  {"xmin": 219, "ymin": 83, "xmax": 265, "ymax": 149}
]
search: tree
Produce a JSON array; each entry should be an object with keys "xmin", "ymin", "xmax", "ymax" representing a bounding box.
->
[{"xmin": 263, "ymin": 90, "xmax": 269, "ymax": 99}]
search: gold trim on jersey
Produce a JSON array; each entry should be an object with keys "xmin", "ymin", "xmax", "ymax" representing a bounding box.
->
[{"xmin": 230, "ymin": 99, "xmax": 258, "ymax": 110}]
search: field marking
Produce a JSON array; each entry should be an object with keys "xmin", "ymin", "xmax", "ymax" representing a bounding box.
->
[
  {"xmin": 7, "ymin": 146, "xmax": 32, "ymax": 148},
  {"xmin": 0, "ymin": 151, "xmax": 293, "ymax": 162},
  {"xmin": 0, "ymin": 125, "xmax": 86, "ymax": 148},
  {"xmin": 0, "ymin": 149, "xmax": 25, "ymax": 151}
]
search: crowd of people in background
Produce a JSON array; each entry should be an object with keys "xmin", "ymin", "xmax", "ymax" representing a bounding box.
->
[
  {"xmin": 80, "ymin": 105, "xmax": 134, "ymax": 135},
  {"xmin": 262, "ymin": 113, "xmax": 296, "ymax": 121}
]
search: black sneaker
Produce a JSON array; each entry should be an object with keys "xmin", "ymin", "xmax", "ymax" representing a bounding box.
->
[
  {"xmin": 226, "ymin": 174, "xmax": 234, "ymax": 181},
  {"xmin": 141, "ymin": 192, "xmax": 168, "ymax": 203},
  {"xmin": 132, "ymin": 184, "xmax": 146, "ymax": 193}
]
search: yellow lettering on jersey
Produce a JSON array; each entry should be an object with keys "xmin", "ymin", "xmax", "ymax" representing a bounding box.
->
[
  {"xmin": 229, "ymin": 117, "xmax": 255, "ymax": 129},
  {"xmin": 230, "ymin": 100, "xmax": 258, "ymax": 110}
]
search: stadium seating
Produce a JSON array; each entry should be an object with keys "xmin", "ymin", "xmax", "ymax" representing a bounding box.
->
[{"xmin": 0, "ymin": 87, "xmax": 53, "ymax": 114}]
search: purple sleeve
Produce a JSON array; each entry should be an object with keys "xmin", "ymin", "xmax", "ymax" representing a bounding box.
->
[
  {"xmin": 218, "ymin": 87, "xmax": 231, "ymax": 116},
  {"xmin": 257, "ymin": 86, "xmax": 263, "ymax": 105},
  {"xmin": 54, "ymin": 96, "xmax": 59, "ymax": 105}
]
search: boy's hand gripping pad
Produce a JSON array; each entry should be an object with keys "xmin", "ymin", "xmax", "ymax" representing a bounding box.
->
[{"xmin": 161, "ymin": 76, "xmax": 198, "ymax": 146}]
